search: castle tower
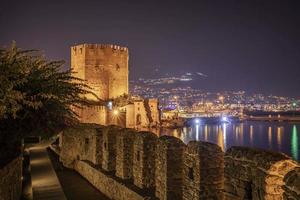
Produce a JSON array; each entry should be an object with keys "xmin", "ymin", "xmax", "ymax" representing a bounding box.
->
[{"xmin": 71, "ymin": 44, "xmax": 129, "ymax": 101}]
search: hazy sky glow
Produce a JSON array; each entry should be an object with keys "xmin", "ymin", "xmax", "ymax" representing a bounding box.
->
[{"xmin": 1, "ymin": 0, "xmax": 300, "ymax": 97}]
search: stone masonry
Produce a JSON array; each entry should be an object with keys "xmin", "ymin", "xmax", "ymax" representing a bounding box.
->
[
  {"xmin": 132, "ymin": 131, "xmax": 157, "ymax": 191},
  {"xmin": 59, "ymin": 124, "xmax": 300, "ymax": 200},
  {"xmin": 75, "ymin": 160, "xmax": 149, "ymax": 200},
  {"xmin": 102, "ymin": 125, "xmax": 120, "ymax": 172},
  {"xmin": 0, "ymin": 157, "xmax": 22, "ymax": 200},
  {"xmin": 116, "ymin": 128, "xmax": 136, "ymax": 179},
  {"xmin": 183, "ymin": 141, "xmax": 224, "ymax": 200},
  {"xmin": 155, "ymin": 136, "xmax": 185, "ymax": 200},
  {"xmin": 71, "ymin": 44, "xmax": 128, "ymax": 101},
  {"xmin": 60, "ymin": 123, "xmax": 103, "ymax": 168},
  {"xmin": 224, "ymin": 146, "xmax": 299, "ymax": 200},
  {"xmin": 283, "ymin": 167, "xmax": 300, "ymax": 199}
]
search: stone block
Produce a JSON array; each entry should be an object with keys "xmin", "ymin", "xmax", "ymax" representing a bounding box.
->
[
  {"xmin": 133, "ymin": 131, "xmax": 157, "ymax": 190},
  {"xmin": 183, "ymin": 141, "xmax": 224, "ymax": 200},
  {"xmin": 155, "ymin": 135, "xmax": 185, "ymax": 200},
  {"xmin": 116, "ymin": 128, "xmax": 136, "ymax": 179},
  {"xmin": 224, "ymin": 146, "xmax": 299, "ymax": 200},
  {"xmin": 60, "ymin": 123, "xmax": 103, "ymax": 168},
  {"xmin": 102, "ymin": 125, "xmax": 120, "ymax": 172}
]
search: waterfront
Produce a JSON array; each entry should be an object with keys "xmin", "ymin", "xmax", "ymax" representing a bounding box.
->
[{"xmin": 159, "ymin": 121, "xmax": 300, "ymax": 161}]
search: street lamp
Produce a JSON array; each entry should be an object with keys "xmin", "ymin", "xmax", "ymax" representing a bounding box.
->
[{"xmin": 292, "ymin": 102, "xmax": 297, "ymax": 108}]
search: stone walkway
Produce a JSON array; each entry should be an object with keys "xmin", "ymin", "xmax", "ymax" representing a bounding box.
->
[
  {"xmin": 47, "ymin": 149, "xmax": 110, "ymax": 200},
  {"xmin": 30, "ymin": 147, "xmax": 67, "ymax": 200},
  {"xmin": 29, "ymin": 142, "xmax": 110, "ymax": 200}
]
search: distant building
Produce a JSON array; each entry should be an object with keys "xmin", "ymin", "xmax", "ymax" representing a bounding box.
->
[
  {"xmin": 126, "ymin": 98, "xmax": 160, "ymax": 129},
  {"xmin": 71, "ymin": 43, "xmax": 160, "ymax": 128}
]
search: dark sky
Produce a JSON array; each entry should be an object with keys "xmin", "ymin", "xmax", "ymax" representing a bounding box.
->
[{"xmin": 1, "ymin": 0, "xmax": 300, "ymax": 97}]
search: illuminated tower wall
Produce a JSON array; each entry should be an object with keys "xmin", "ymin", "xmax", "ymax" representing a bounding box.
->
[{"xmin": 71, "ymin": 44, "xmax": 129, "ymax": 100}]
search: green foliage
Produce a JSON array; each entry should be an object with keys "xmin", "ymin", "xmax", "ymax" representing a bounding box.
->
[
  {"xmin": 0, "ymin": 42, "xmax": 92, "ymax": 165},
  {"xmin": 113, "ymin": 94, "xmax": 131, "ymax": 107}
]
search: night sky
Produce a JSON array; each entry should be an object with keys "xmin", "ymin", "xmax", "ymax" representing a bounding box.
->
[{"xmin": 1, "ymin": 0, "xmax": 300, "ymax": 97}]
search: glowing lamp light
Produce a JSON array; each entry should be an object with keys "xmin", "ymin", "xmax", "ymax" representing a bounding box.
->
[
  {"xmin": 194, "ymin": 118, "xmax": 200, "ymax": 124},
  {"xmin": 107, "ymin": 101, "xmax": 113, "ymax": 110},
  {"xmin": 292, "ymin": 102, "xmax": 297, "ymax": 107},
  {"xmin": 221, "ymin": 116, "xmax": 229, "ymax": 123},
  {"xmin": 113, "ymin": 109, "xmax": 119, "ymax": 115}
]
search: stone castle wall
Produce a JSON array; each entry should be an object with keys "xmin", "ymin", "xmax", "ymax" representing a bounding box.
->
[
  {"xmin": 76, "ymin": 105, "xmax": 107, "ymax": 125},
  {"xmin": 59, "ymin": 124, "xmax": 300, "ymax": 200},
  {"xmin": 126, "ymin": 99, "xmax": 161, "ymax": 129},
  {"xmin": 71, "ymin": 44, "xmax": 128, "ymax": 100},
  {"xmin": 60, "ymin": 124, "xmax": 104, "ymax": 168},
  {"xmin": 132, "ymin": 131, "xmax": 157, "ymax": 191},
  {"xmin": 224, "ymin": 147, "xmax": 299, "ymax": 200},
  {"xmin": 183, "ymin": 141, "xmax": 224, "ymax": 200},
  {"xmin": 155, "ymin": 136, "xmax": 185, "ymax": 200},
  {"xmin": 0, "ymin": 157, "xmax": 22, "ymax": 200}
]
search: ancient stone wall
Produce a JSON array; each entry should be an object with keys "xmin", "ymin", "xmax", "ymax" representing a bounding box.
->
[
  {"xmin": 0, "ymin": 157, "xmax": 22, "ymax": 200},
  {"xmin": 283, "ymin": 167, "xmax": 300, "ymax": 199},
  {"xmin": 77, "ymin": 105, "xmax": 107, "ymax": 125},
  {"xmin": 183, "ymin": 141, "xmax": 224, "ymax": 200},
  {"xmin": 146, "ymin": 98, "xmax": 161, "ymax": 127},
  {"xmin": 134, "ymin": 100, "xmax": 150, "ymax": 128},
  {"xmin": 102, "ymin": 126, "xmax": 119, "ymax": 172},
  {"xmin": 116, "ymin": 129, "xmax": 136, "ymax": 179},
  {"xmin": 59, "ymin": 124, "xmax": 300, "ymax": 200},
  {"xmin": 126, "ymin": 99, "xmax": 160, "ymax": 129},
  {"xmin": 155, "ymin": 136, "xmax": 185, "ymax": 200},
  {"xmin": 132, "ymin": 131, "xmax": 157, "ymax": 190},
  {"xmin": 75, "ymin": 160, "xmax": 151, "ymax": 200},
  {"xmin": 125, "ymin": 104, "xmax": 135, "ymax": 128},
  {"xmin": 224, "ymin": 146, "xmax": 299, "ymax": 200},
  {"xmin": 60, "ymin": 124, "xmax": 103, "ymax": 168}
]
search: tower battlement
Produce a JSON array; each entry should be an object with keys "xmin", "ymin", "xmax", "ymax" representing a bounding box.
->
[{"xmin": 71, "ymin": 43, "xmax": 128, "ymax": 53}]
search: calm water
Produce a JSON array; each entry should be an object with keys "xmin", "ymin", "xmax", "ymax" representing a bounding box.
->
[{"xmin": 156, "ymin": 121, "xmax": 300, "ymax": 161}]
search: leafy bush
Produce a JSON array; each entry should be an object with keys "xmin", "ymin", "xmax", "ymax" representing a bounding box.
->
[{"xmin": 0, "ymin": 42, "xmax": 92, "ymax": 165}]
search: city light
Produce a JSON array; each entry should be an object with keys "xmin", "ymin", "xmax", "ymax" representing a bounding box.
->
[
  {"xmin": 221, "ymin": 116, "xmax": 229, "ymax": 123},
  {"xmin": 194, "ymin": 118, "xmax": 200, "ymax": 124}
]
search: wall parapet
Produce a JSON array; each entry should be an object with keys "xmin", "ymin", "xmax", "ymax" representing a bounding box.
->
[
  {"xmin": 72, "ymin": 43, "xmax": 128, "ymax": 52},
  {"xmin": 59, "ymin": 124, "xmax": 300, "ymax": 200},
  {"xmin": 224, "ymin": 146, "xmax": 299, "ymax": 200},
  {"xmin": 75, "ymin": 160, "xmax": 154, "ymax": 200},
  {"xmin": 0, "ymin": 156, "xmax": 22, "ymax": 200}
]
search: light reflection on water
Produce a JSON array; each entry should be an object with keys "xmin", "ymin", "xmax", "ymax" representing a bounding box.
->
[{"xmin": 152, "ymin": 121, "xmax": 300, "ymax": 161}]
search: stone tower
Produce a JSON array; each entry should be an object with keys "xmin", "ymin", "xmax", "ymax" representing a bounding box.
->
[{"xmin": 71, "ymin": 44, "xmax": 129, "ymax": 101}]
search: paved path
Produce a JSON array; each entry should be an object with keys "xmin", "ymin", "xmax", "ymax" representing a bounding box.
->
[
  {"xmin": 47, "ymin": 149, "xmax": 110, "ymax": 200},
  {"xmin": 30, "ymin": 147, "xmax": 67, "ymax": 200}
]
